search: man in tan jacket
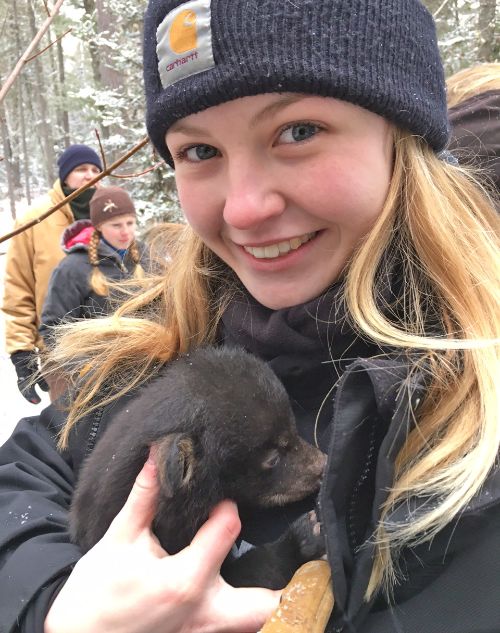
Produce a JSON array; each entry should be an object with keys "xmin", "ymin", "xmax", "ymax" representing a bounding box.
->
[{"xmin": 2, "ymin": 144, "xmax": 102, "ymax": 403}]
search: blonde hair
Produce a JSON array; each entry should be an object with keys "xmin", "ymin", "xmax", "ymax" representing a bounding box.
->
[
  {"xmin": 47, "ymin": 130, "xmax": 499, "ymax": 599},
  {"xmin": 345, "ymin": 132, "xmax": 499, "ymax": 597},
  {"xmin": 87, "ymin": 228, "xmax": 145, "ymax": 296},
  {"xmin": 446, "ymin": 63, "xmax": 500, "ymax": 109},
  {"xmin": 140, "ymin": 221, "xmax": 185, "ymax": 270}
]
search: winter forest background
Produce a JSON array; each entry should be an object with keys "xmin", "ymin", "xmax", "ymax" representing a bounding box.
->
[{"xmin": 0, "ymin": 0, "xmax": 498, "ymax": 229}]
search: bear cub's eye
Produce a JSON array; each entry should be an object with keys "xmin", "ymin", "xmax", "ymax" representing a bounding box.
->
[{"xmin": 262, "ymin": 449, "xmax": 281, "ymax": 470}]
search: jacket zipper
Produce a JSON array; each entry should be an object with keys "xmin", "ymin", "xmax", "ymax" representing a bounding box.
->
[
  {"xmin": 85, "ymin": 406, "xmax": 106, "ymax": 456},
  {"xmin": 347, "ymin": 416, "xmax": 378, "ymax": 554}
]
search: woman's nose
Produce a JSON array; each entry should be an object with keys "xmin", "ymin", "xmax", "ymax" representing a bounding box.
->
[{"xmin": 222, "ymin": 161, "xmax": 286, "ymax": 230}]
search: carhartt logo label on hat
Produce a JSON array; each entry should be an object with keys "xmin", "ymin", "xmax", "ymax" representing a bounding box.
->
[{"xmin": 157, "ymin": 0, "xmax": 214, "ymax": 89}]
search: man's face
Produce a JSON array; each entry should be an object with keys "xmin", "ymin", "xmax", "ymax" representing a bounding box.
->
[{"xmin": 65, "ymin": 163, "xmax": 101, "ymax": 189}]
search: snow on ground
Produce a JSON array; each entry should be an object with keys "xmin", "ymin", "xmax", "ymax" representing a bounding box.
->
[{"xmin": 0, "ymin": 204, "xmax": 49, "ymax": 448}]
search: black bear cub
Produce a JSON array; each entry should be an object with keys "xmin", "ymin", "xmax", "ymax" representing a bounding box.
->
[{"xmin": 70, "ymin": 346, "xmax": 327, "ymax": 589}]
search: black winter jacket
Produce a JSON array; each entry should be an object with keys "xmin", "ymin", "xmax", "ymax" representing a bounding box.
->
[
  {"xmin": 448, "ymin": 89, "xmax": 500, "ymax": 192},
  {"xmin": 39, "ymin": 220, "xmax": 143, "ymax": 344},
  {"xmin": 0, "ymin": 292, "xmax": 499, "ymax": 633}
]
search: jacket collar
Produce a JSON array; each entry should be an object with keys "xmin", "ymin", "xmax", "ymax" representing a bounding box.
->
[
  {"xmin": 320, "ymin": 357, "xmax": 500, "ymax": 619},
  {"xmin": 60, "ymin": 219, "xmax": 130, "ymax": 267},
  {"xmin": 50, "ymin": 179, "xmax": 75, "ymax": 223},
  {"xmin": 61, "ymin": 219, "xmax": 94, "ymax": 252}
]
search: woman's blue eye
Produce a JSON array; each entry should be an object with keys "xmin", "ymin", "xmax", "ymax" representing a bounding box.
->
[
  {"xmin": 185, "ymin": 144, "xmax": 218, "ymax": 161},
  {"xmin": 279, "ymin": 122, "xmax": 320, "ymax": 144}
]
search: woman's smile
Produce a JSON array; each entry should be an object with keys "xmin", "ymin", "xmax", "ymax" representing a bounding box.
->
[{"xmin": 241, "ymin": 231, "xmax": 317, "ymax": 259}]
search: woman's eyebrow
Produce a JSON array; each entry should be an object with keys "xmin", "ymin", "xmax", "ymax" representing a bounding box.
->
[
  {"xmin": 249, "ymin": 94, "xmax": 309, "ymax": 128},
  {"xmin": 169, "ymin": 94, "xmax": 310, "ymax": 136},
  {"xmin": 168, "ymin": 121, "xmax": 208, "ymax": 135}
]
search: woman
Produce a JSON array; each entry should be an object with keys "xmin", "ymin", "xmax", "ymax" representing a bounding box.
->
[
  {"xmin": 39, "ymin": 185, "xmax": 145, "ymax": 347},
  {"xmin": 0, "ymin": 1, "xmax": 498, "ymax": 632}
]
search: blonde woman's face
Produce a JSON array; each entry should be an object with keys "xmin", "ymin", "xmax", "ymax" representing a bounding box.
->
[
  {"xmin": 98, "ymin": 214, "xmax": 136, "ymax": 250},
  {"xmin": 167, "ymin": 94, "xmax": 394, "ymax": 309}
]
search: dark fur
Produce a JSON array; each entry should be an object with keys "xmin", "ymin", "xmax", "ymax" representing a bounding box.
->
[{"xmin": 70, "ymin": 346, "xmax": 326, "ymax": 589}]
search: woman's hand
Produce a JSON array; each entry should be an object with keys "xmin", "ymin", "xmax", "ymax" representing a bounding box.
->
[{"xmin": 44, "ymin": 454, "xmax": 280, "ymax": 633}]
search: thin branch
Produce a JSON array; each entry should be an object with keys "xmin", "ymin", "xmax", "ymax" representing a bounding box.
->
[
  {"xmin": 434, "ymin": 0, "xmax": 453, "ymax": 18},
  {"xmin": 95, "ymin": 129, "xmax": 108, "ymax": 171},
  {"xmin": 109, "ymin": 161, "xmax": 165, "ymax": 179},
  {"xmin": 0, "ymin": 0, "xmax": 65, "ymax": 105},
  {"xmin": 25, "ymin": 27, "xmax": 72, "ymax": 62},
  {"xmin": 42, "ymin": 0, "xmax": 51, "ymax": 18},
  {"xmin": 95, "ymin": 128, "xmax": 162, "ymax": 178},
  {"xmin": 0, "ymin": 10, "xmax": 8, "ymax": 38},
  {"xmin": 0, "ymin": 137, "xmax": 150, "ymax": 245}
]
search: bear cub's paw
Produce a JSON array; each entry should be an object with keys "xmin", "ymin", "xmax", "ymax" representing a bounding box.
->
[{"xmin": 290, "ymin": 510, "xmax": 326, "ymax": 562}]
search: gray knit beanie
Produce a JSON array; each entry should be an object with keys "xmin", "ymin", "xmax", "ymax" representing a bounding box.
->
[{"xmin": 144, "ymin": 0, "xmax": 449, "ymax": 165}]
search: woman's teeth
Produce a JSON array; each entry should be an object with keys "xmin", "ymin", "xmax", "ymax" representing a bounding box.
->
[{"xmin": 243, "ymin": 232, "xmax": 316, "ymax": 259}]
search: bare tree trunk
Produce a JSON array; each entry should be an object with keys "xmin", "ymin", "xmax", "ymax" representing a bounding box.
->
[
  {"xmin": 0, "ymin": 0, "xmax": 65, "ymax": 105},
  {"xmin": 81, "ymin": 0, "xmax": 111, "ymax": 138},
  {"xmin": 1, "ymin": 89, "xmax": 22, "ymax": 193},
  {"xmin": 95, "ymin": 0, "xmax": 128, "ymax": 139},
  {"xmin": 477, "ymin": 0, "xmax": 497, "ymax": 61},
  {"xmin": 96, "ymin": 0, "xmax": 123, "ymax": 90},
  {"xmin": 26, "ymin": 0, "xmax": 56, "ymax": 184},
  {"xmin": 56, "ymin": 36, "xmax": 70, "ymax": 146},
  {"xmin": 0, "ymin": 3, "xmax": 22, "ymax": 196},
  {"xmin": 0, "ymin": 106, "xmax": 18, "ymax": 219},
  {"xmin": 18, "ymin": 78, "xmax": 32, "ymax": 205},
  {"xmin": 452, "ymin": 0, "xmax": 460, "ymax": 27},
  {"xmin": 9, "ymin": 87, "xmax": 22, "ymax": 191},
  {"xmin": 82, "ymin": 0, "xmax": 102, "ymax": 86},
  {"xmin": 12, "ymin": 0, "xmax": 31, "ymax": 203},
  {"xmin": 47, "ymin": 23, "xmax": 63, "ymax": 143},
  {"xmin": 23, "ymin": 74, "xmax": 47, "ymax": 193}
]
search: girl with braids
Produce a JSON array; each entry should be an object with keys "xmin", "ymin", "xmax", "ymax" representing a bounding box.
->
[
  {"xmin": 0, "ymin": 1, "xmax": 499, "ymax": 633},
  {"xmin": 39, "ymin": 185, "xmax": 145, "ymax": 348}
]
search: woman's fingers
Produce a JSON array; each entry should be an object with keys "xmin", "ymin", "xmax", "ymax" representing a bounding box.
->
[
  {"xmin": 105, "ymin": 450, "xmax": 160, "ymax": 544},
  {"xmin": 180, "ymin": 501, "xmax": 282, "ymax": 631},
  {"xmin": 90, "ymin": 464, "xmax": 280, "ymax": 633},
  {"xmin": 47, "ymin": 451, "xmax": 281, "ymax": 633},
  {"xmin": 183, "ymin": 500, "xmax": 241, "ymax": 582},
  {"xmin": 206, "ymin": 585, "xmax": 282, "ymax": 633}
]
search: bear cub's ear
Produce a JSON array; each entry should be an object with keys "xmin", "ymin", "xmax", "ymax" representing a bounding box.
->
[{"xmin": 155, "ymin": 433, "xmax": 196, "ymax": 497}]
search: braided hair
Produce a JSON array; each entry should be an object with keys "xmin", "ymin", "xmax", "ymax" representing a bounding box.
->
[{"xmin": 88, "ymin": 229, "xmax": 144, "ymax": 297}]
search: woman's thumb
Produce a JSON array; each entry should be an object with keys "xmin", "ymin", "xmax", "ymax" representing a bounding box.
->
[{"xmin": 105, "ymin": 448, "xmax": 160, "ymax": 543}]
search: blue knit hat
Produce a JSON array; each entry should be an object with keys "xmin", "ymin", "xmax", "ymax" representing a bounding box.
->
[
  {"xmin": 144, "ymin": 0, "xmax": 449, "ymax": 166},
  {"xmin": 57, "ymin": 144, "xmax": 103, "ymax": 185}
]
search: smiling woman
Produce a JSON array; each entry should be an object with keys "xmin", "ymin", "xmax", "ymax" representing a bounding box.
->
[{"xmin": 0, "ymin": 2, "xmax": 499, "ymax": 633}]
